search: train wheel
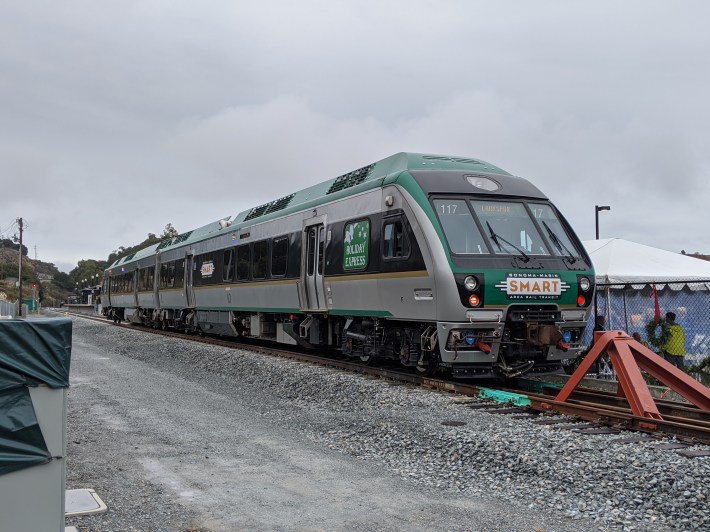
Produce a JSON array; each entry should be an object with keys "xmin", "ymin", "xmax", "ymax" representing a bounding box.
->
[
  {"xmin": 358, "ymin": 355, "xmax": 372, "ymax": 365},
  {"xmin": 414, "ymin": 355, "xmax": 439, "ymax": 377}
]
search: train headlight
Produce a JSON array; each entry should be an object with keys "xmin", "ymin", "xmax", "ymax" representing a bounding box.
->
[
  {"xmin": 464, "ymin": 276, "xmax": 478, "ymax": 291},
  {"xmin": 579, "ymin": 277, "xmax": 591, "ymax": 292}
]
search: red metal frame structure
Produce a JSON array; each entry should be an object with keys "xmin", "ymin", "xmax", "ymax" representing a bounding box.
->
[{"xmin": 556, "ymin": 330, "xmax": 710, "ymax": 420}]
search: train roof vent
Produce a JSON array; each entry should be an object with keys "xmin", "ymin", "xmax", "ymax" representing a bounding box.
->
[
  {"xmin": 422, "ymin": 155, "xmax": 485, "ymax": 166},
  {"xmin": 156, "ymin": 230, "xmax": 193, "ymax": 251},
  {"xmin": 326, "ymin": 164, "xmax": 375, "ymax": 195},
  {"xmin": 244, "ymin": 193, "xmax": 296, "ymax": 221}
]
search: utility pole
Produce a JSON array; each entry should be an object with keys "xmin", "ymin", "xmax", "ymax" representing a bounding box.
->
[{"xmin": 17, "ymin": 217, "xmax": 23, "ymax": 317}]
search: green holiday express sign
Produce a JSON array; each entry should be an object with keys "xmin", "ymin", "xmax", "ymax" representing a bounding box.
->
[{"xmin": 343, "ymin": 220, "xmax": 370, "ymax": 270}]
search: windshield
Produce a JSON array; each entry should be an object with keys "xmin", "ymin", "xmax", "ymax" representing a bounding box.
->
[
  {"xmin": 433, "ymin": 199, "xmax": 488, "ymax": 254},
  {"xmin": 471, "ymin": 201, "xmax": 550, "ymax": 256},
  {"xmin": 433, "ymin": 197, "xmax": 561, "ymax": 257},
  {"xmin": 528, "ymin": 203, "xmax": 583, "ymax": 259}
]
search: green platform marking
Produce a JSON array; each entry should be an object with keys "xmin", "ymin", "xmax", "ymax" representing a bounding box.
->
[{"xmin": 478, "ymin": 387, "xmax": 531, "ymax": 407}]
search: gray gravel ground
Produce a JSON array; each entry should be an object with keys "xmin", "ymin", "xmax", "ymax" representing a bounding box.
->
[{"xmin": 63, "ymin": 316, "xmax": 709, "ymax": 531}]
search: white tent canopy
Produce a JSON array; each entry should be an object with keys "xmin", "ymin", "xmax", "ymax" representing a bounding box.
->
[{"xmin": 582, "ymin": 238, "xmax": 710, "ymax": 290}]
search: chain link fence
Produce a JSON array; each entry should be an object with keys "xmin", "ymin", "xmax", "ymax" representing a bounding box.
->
[
  {"xmin": 584, "ymin": 279, "xmax": 710, "ymax": 382},
  {"xmin": 0, "ymin": 300, "xmax": 17, "ymax": 318}
]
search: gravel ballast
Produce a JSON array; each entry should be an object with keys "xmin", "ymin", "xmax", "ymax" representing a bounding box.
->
[{"xmin": 64, "ymin": 317, "xmax": 709, "ymax": 531}]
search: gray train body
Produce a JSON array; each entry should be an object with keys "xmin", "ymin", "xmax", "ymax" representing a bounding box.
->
[{"xmin": 103, "ymin": 153, "xmax": 595, "ymax": 378}]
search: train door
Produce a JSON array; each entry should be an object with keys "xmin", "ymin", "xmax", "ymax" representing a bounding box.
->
[
  {"xmin": 102, "ymin": 276, "xmax": 110, "ymax": 308},
  {"xmin": 301, "ymin": 220, "xmax": 327, "ymax": 312},
  {"xmin": 132, "ymin": 270, "xmax": 139, "ymax": 308},
  {"xmin": 153, "ymin": 261, "xmax": 160, "ymax": 310},
  {"xmin": 185, "ymin": 252, "xmax": 195, "ymax": 307}
]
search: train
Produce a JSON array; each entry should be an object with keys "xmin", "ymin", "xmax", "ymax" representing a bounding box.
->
[{"xmin": 102, "ymin": 152, "xmax": 595, "ymax": 379}]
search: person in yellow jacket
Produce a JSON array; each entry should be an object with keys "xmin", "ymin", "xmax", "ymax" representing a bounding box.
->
[{"xmin": 662, "ymin": 312, "xmax": 686, "ymax": 369}]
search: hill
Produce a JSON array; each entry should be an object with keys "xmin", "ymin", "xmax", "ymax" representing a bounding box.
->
[{"xmin": 0, "ymin": 223, "xmax": 179, "ymax": 306}]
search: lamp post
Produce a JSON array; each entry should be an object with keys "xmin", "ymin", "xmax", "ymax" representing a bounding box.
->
[{"xmin": 595, "ymin": 205, "xmax": 611, "ymax": 240}]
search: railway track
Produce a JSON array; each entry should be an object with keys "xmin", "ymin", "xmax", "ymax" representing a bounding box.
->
[{"xmin": 60, "ymin": 310, "xmax": 710, "ymax": 448}]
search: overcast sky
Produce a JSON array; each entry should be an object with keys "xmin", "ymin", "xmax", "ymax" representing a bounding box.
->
[{"xmin": 2, "ymin": 1, "xmax": 709, "ymax": 273}]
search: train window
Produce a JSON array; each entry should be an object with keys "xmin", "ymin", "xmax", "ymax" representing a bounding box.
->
[
  {"xmin": 383, "ymin": 220, "xmax": 409, "ymax": 259},
  {"xmin": 174, "ymin": 260, "xmax": 185, "ymax": 288},
  {"xmin": 471, "ymin": 200, "xmax": 551, "ymax": 256},
  {"xmin": 433, "ymin": 199, "xmax": 488, "ymax": 254},
  {"xmin": 223, "ymin": 249, "xmax": 234, "ymax": 282},
  {"xmin": 317, "ymin": 228, "xmax": 325, "ymax": 275},
  {"xmin": 253, "ymin": 241, "xmax": 268, "ymax": 279},
  {"xmin": 271, "ymin": 237, "xmax": 288, "ymax": 277},
  {"xmin": 237, "ymin": 245, "xmax": 251, "ymax": 281},
  {"xmin": 307, "ymin": 228, "xmax": 316, "ymax": 276},
  {"xmin": 528, "ymin": 203, "xmax": 583, "ymax": 259},
  {"xmin": 197, "ymin": 253, "xmax": 215, "ymax": 284},
  {"xmin": 343, "ymin": 220, "xmax": 369, "ymax": 270}
]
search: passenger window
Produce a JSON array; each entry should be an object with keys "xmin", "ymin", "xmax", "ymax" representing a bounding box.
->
[
  {"xmin": 174, "ymin": 261, "xmax": 184, "ymax": 287},
  {"xmin": 317, "ymin": 228, "xmax": 325, "ymax": 275},
  {"xmin": 271, "ymin": 237, "xmax": 288, "ymax": 277},
  {"xmin": 198, "ymin": 253, "xmax": 215, "ymax": 284},
  {"xmin": 253, "ymin": 241, "xmax": 268, "ymax": 279},
  {"xmin": 223, "ymin": 249, "xmax": 234, "ymax": 282},
  {"xmin": 237, "ymin": 245, "xmax": 251, "ymax": 281},
  {"xmin": 307, "ymin": 228, "xmax": 316, "ymax": 276},
  {"xmin": 383, "ymin": 220, "xmax": 409, "ymax": 258}
]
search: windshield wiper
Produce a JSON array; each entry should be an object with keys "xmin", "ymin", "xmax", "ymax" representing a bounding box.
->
[
  {"xmin": 541, "ymin": 221, "xmax": 577, "ymax": 264},
  {"xmin": 486, "ymin": 221, "xmax": 530, "ymax": 263}
]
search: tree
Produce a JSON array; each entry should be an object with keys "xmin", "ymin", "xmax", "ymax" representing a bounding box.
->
[
  {"xmin": 70, "ymin": 259, "xmax": 107, "ymax": 287},
  {"xmin": 1, "ymin": 238, "xmax": 28, "ymax": 257},
  {"xmin": 53, "ymin": 271, "xmax": 74, "ymax": 291},
  {"xmin": 161, "ymin": 223, "xmax": 179, "ymax": 239}
]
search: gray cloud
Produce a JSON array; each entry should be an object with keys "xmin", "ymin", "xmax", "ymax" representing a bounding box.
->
[{"xmin": 1, "ymin": 1, "xmax": 709, "ymax": 271}]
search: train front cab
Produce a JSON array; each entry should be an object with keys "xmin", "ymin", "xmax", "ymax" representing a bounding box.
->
[{"xmin": 406, "ymin": 169, "xmax": 594, "ymax": 379}]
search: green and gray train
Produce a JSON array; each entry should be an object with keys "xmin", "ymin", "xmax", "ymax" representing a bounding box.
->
[{"xmin": 102, "ymin": 153, "xmax": 595, "ymax": 378}]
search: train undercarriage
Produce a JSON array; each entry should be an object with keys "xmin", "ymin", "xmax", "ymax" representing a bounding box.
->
[{"xmin": 103, "ymin": 305, "xmax": 585, "ymax": 380}]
